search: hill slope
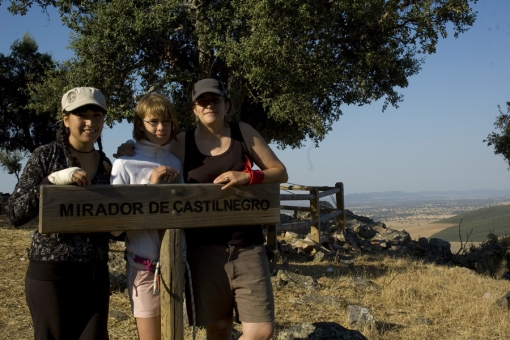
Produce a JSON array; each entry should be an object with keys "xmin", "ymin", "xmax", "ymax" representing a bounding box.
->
[{"xmin": 431, "ymin": 204, "xmax": 510, "ymax": 242}]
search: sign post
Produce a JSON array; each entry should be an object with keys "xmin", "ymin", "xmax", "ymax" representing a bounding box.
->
[{"xmin": 39, "ymin": 183, "xmax": 280, "ymax": 340}]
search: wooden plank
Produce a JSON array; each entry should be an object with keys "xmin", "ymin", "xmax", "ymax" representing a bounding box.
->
[
  {"xmin": 160, "ymin": 229, "xmax": 185, "ymax": 340},
  {"xmin": 335, "ymin": 182, "xmax": 346, "ymax": 231},
  {"xmin": 280, "ymin": 205, "xmax": 310, "ymax": 212},
  {"xmin": 265, "ymin": 224, "xmax": 277, "ymax": 248},
  {"xmin": 280, "ymin": 184, "xmax": 317, "ymax": 191},
  {"xmin": 309, "ymin": 187, "xmax": 320, "ymax": 243},
  {"xmin": 39, "ymin": 183, "xmax": 280, "ymax": 234},
  {"xmin": 279, "ymin": 219, "xmax": 316, "ymax": 229},
  {"xmin": 317, "ymin": 187, "xmax": 341, "ymax": 199},
  {"xmin": 279, "ymin": 193, "xmax": 316, "ymax": 201},
  {"xmin": 320, "ymin": 209, "xmax": 343, "ymax": 223}
]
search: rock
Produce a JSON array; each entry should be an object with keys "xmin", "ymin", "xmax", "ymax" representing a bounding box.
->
[
  {"xmin": 428, "ymin": 238, "xmax": 452, "ymax": 260},
  {"xmin": 284, "ymin": 231, "xmax": 299, "ymax": 242},
  {"xmin": 495, "ymin": 291, "xmax": 510, "ymax": 310},
  {"xmin": 482, "ymin": 292, "xmax": 493, "ymax": 299},
  {"xmin": 302, "ymin": 294, "xmax": 347, "ymax": 309},
  {"xmin": 332, "ymin": 230, "xmax": 346, "ymax": 243},
  {"xmin": 351, "ymin": 277, "xmax": 378, "ymax": 291},
  {"xmin": 379, "ymin": 228, "xmax": 412, "ymax": 247},
  {"xmin": 415, "ymin": 317, "xmax": 432, "ymax": 325},
  {"xmin": 109, "ymin": 309, "xmax": 130, "ymax": 321},
  {"xmin": 370, "ymin": 222, "xmax": 387, "ymax": 234},
  {"xmin": 313, "ymin": 251, "xmax": 326, "ymax": 262},
  {"xmin": 354, "ymin": 225, "xmax": 377, "ymax": 239},
  {"xmin": 277, "ymin": 322, "xmax": 368, "ymax": 340},
  {"xmin": 292, "ymin": 237, "xmax": 316, "ymax": 253},
  {"xmin": 347, "ymin": 305, "xmax": 376, "ymax": 328},
  {"xmin": 275, "ymin": 270, "xmax": 317, "ymax": 290}
]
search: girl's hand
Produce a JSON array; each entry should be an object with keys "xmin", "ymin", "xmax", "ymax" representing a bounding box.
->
[
  {"xmin": 150, "ymin": 166, "xmax": 181, "ymax": 184},
  {"xmin": 71, "ymin": 170, "xmax": 91, "ymax": 186},
  {"xmin": 213, "ymin": 171, "xmax": 250, "ymax": 190}
]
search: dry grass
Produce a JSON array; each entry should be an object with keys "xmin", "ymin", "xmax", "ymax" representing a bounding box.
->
[{"xmin": 1, "ymin": 217, "xmax": 509, "ymax": 340}]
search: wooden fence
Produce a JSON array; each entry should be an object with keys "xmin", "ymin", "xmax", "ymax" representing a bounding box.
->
[{"xmin": 266, "ymin": 182, "xmax": 345, "ymax": 248}]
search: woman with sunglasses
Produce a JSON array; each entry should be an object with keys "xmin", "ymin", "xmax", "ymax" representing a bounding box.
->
[{"xmin": 171, "ymin": 79, "xmax": 287, "ymax": 340}]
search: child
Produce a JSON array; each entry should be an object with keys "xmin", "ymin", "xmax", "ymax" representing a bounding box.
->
[
  {"xmin": 7, "ymin": 87, "xmax": 112, "ymax": 339},
  {"xmin": 110, "ymin": 93, "xmax": 182, "ymax": 340}
]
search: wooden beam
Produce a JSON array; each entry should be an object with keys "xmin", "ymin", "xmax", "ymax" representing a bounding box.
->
[
  {"xmin": 309, "ymin": 187, "xmax": 320, "ymax": 243},
  {"xmin": 38, "ymin": 183, "xmax": 280, "ymax": 234},
  {"xmin": 320, "ymin": 209, "xmax": 343, "ymax": 223},
  {"xmin": 317, "ymin": 187, "xmax": 341, "ymax": 199},
  {"xmin": 279, "ymin": 219, "xmax": 316, "ymax": 229},
  {"xmin": 279, "ymin": 205, "xmax": 310, "ymax": 212},
  {"xmin": 279, "ymin": 193, "xmax": 316, "ymax": 201},
  {"xmin": 160, "ymin": 229, "xmax": 185, "ymax": 340},
  {"xmin": 335, "ymin": 182, "xmax": 346, "ymax": 231}
]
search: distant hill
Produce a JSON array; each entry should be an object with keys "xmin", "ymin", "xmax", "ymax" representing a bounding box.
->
[
  {"xmin": 430, "ymin": 204, "xmax": 510, "ymax": 242},
  {"xmin": 345, "ymin": 189, "xmax": 510, "ymax": 204}
]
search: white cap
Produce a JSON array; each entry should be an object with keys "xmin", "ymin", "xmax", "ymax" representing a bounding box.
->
[{"xmin": 61, "ymin": 87, "xmax": 107, "ymax": 112}]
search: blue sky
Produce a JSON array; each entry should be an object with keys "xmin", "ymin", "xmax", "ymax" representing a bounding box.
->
[{"xmin": 1, "ymin": 1, "xmax": 509, "ymax": 195}]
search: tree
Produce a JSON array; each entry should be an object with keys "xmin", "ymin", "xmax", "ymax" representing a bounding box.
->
[
  {"xmin": 0, "ymin": 149, "xmax": 26, "ymax": 181},
  {"xmin": 485, "ymin": 102, "xmax": 510, "ymax": 169},
  {"xmin": 0, "ymin": 33, "xmax": 60, "ymax": 153},
  {"xmin": 7, "ymin": 0, "xmax": 478, "ymax": 148}
]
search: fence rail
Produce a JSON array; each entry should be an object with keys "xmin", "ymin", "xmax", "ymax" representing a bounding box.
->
[{"xmin": 266, "ymin": 182, "xmax": 345, "ymax": 247}]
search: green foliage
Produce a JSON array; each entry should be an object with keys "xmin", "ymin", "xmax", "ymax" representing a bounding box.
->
[
  {"xmin": 0, "ymin": 149, "xmax": 26, "ymax": 181},
  {"xmin": 7, "ymin": 0, "xmax": 478, "ymax": 147},
  {"xmin": 467, "ymin": 232, "xmax": 510, "ymax": 275},
  {"xmin": 0, "ymin": 33, "xmax": 60, "ymax": 153},
  {"xmin": 485, "ymin": 102, "xmax": 510, "ymax": 169},
  {"xmin": 432, "ymin": 204, "xmax": 510, "ymax": 242}
]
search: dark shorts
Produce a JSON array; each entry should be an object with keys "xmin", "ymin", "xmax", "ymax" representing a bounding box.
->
[
  {"xmin": 185, "ymin": 244, "xmax": 274, "ymax": 327},
  {"xmin": 25, "ymin": 262, "xmax": 110, "ymax": 340}
]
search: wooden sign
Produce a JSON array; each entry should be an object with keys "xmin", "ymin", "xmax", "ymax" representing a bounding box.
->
[{"xmin": 38, "ymin": 183, "xmax": 280, "ymax": 234}]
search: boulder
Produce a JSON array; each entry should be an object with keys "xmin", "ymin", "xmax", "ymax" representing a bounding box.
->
[{"xmin": 277, "ymin": 322, "xmax": 368, "ymax": 340}]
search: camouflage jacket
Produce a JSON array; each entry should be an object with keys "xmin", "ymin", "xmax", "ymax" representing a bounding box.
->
[{"xmin": 7, "ymin": 141, "xmax": 112, "ymax": 263}]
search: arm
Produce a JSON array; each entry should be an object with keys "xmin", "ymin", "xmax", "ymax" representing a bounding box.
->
[
  {"xmin": 213, "ymin": 123, "xmax": 288, "ymax": 189},
  {"xmin": 6, "ymin": 147, "xmax": 49, "ymax": 227},
  {"xmin": 113, "ymin": 139, "xmax": 135, "ymax": 158},
  {"xmin": 240, "ymin": 122, "xmax": 288, "ymax": 183}
]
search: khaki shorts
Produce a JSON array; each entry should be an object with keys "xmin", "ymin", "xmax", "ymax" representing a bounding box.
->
[
  {"xmin": 126, "ymin": 263, "xmax": 160, "ymax": 318},
  {"xmin": 185, "ymin": 244, "xmax": 274, "ymax": 326}
]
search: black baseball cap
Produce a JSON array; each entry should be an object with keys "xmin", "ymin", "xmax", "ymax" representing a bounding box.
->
[{"xmin": 192, "ymin": 78, "xmax": 227, "ymax": 102}]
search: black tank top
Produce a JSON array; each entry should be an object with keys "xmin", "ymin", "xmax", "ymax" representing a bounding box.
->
[{"xmin": 183, "ymin": 122, "xmax": 264, "ymax": 246}]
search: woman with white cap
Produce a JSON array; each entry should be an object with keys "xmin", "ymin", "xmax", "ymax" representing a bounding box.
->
[{"xmin": 7, "ymin": 87, "xmax": 112, "ymax": 340}]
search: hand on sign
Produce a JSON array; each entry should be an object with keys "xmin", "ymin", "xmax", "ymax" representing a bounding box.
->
[
  {"xmin": 71, "ymin": 170, "xmax": 92, "ymax": 186},
  {"xmin": 150, "ymin": 166, "xmax": 181, "ymax": 184},
  {"xmin": 213, "ymin": 170, "xmax": 250, "ymax": 190}
]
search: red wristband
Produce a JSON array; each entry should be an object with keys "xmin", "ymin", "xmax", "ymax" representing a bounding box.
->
[{"xmin": 245, "ymin": 169, "xmax": 264, "ymax": 185}]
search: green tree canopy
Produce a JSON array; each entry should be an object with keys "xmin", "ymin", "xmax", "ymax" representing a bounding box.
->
[
  {"xmin": 0, "ymin": 33, "xmax": 59, "ymax": 153},
  {"xmin": 7, "ymin": 0, "xmax": 477, "ymax": 148},
  {"xmin": 485, "ymin": 102, "xmax": 510, "ymax": 170}
]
